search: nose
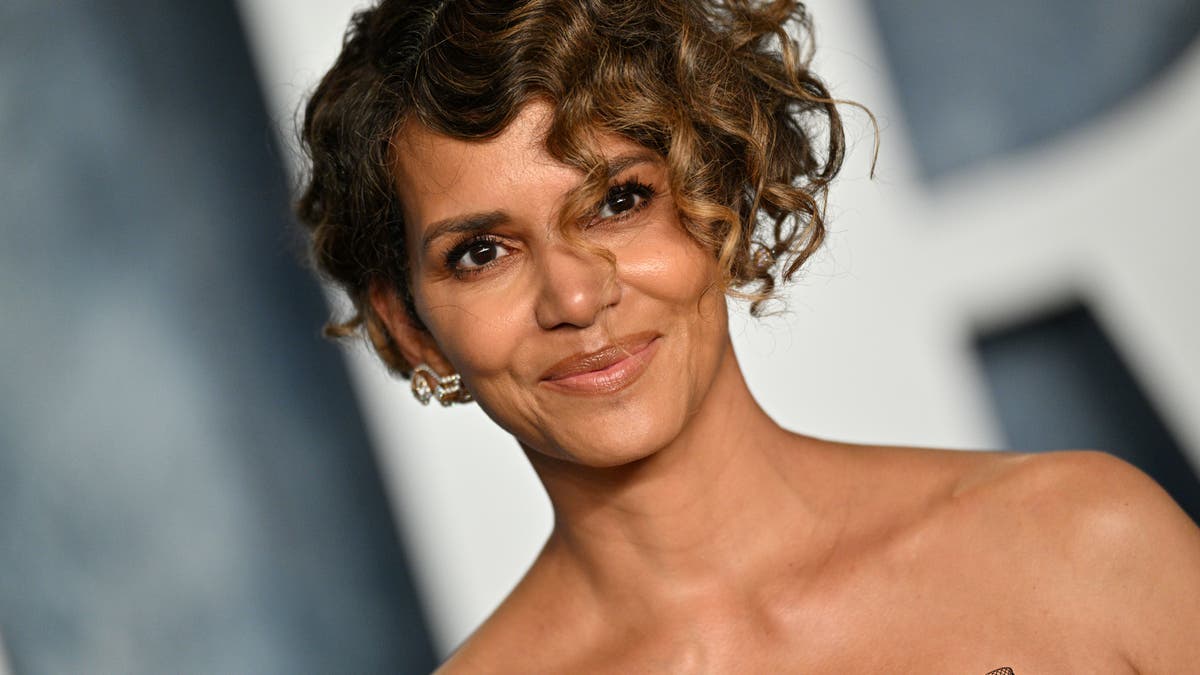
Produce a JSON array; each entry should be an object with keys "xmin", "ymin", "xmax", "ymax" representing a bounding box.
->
[{"xmin": 534, "ymin": 244, "xmax": 621, "ymax": 330}]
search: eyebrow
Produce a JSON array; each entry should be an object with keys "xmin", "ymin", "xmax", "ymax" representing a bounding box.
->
[
  {"xmin": 420, "ymin": 210, "xmax": 508, "ymax": 255},
  {"xmin": 418, "ymin": 152, "xmax": 659, "ymax": 254},
  {"xmin": 604, "ymin": 153, "xmax": 657, "ymax": 178}
]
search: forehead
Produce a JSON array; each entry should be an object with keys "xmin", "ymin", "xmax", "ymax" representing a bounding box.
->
[
  {"xmin": 390, "ymin": 102, "xmax": 655, "ymax": 236},
  {"xmin": 391, "ymin": 103, "xmax": 554, "ymax": 226}
]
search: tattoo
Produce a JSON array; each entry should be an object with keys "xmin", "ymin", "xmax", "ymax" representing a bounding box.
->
[{"xmin": 985, "ymin": 669, "xmax": 1014, "ymax": 675}]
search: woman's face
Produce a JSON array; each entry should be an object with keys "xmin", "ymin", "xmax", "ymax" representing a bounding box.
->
[{"xmin": 384, "ymin": 101, "xmax": 731, "ymax": 466}]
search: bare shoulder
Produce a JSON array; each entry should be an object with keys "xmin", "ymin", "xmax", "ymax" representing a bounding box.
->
[
  {"xmin": 931, "ymin": 448, "xmax": 1200, "ymax": 572},
  {"xmin": 433, "ymin": 592, "xmax": 561, "ymax": 674},
  {"xmin": 835, "ymin": 444, "xmax": 1200, "ymax": 668},
  {"xmin": 433, "ymin": 543, "xmax": 592, "ymax": 674},
  {"xmin": 960, "ymin": 449, "xmax": 1199, "ymax": 552},
  {"xmin": 836, "ymin": 442, "xmax": 1194, "ymax": 538},
  {"xmin": 433, "ymin": 588, "xmax": 560, "ymax": 674},
  {"xmin": 953, "ymin": 450, "xmax": 1200, "ymax": 670},
  {"xmin": 432, "ymin": 607, "xmax": 518, "ymax": 674}
]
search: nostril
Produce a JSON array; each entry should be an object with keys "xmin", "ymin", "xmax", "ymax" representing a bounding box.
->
[{"xmin": 533, "ymin": 248, "xmax": 622, "ymax": 330}]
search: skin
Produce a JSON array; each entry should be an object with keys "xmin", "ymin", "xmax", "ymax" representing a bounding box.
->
[{"xmin": 371, "ymin": 102, "xmax": 1200, "ymax": 673}]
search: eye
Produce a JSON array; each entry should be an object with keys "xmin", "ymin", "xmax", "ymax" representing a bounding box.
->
[
  {"xmin": 597, "ymin": 179, "xmax": 655, "ymax": 220},
  {"xmin": 446, "ymin": 236, "xmax": 511, "ymax": 273}
]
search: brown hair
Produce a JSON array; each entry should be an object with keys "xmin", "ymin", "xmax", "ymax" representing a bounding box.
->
[{"xmin": 298, "ymin": 0, "xmax": 858, "ymax": 375}]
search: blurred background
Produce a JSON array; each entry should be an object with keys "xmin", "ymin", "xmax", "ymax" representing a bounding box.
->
[{"xmin": 1, "ymin": 0, "xmax": 1197, "ymax": 672}]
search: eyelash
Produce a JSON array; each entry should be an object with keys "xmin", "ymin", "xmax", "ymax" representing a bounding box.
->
[
  {"xmin": 595, "ymin": 178, "xmax": 656, "ymax": 224},
  {"xmin": 444, "ymin": 234, "xmax": 509, "ymax": 279},
  {"xmin": 441, "ymin": 178, "xmax": 657, "ymax": 279}
]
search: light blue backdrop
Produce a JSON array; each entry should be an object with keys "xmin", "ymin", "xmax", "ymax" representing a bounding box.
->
[{"xmin": 0, "ymin": 1, "xmax": 435, "ymax": 672}]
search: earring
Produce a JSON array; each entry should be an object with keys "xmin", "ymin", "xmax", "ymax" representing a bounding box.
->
[{"xmin": 410, "ymin": 363, "xmax": 472, "ymax": 406}]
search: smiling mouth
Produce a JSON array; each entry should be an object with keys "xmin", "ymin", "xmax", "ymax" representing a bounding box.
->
[{"xmin": 539, "ymin": 331, "xmax": 661, "ymax": 395}]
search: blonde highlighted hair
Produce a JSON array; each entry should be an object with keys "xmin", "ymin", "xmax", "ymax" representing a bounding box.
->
[{"xmin": 298, "ymin": 0, "xmax": 857, "ymax": 375}]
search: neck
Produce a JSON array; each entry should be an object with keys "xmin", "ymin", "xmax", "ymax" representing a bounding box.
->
[{"xmin": 523, "ymin": 337, "xmax": 828, "ymax": 611}]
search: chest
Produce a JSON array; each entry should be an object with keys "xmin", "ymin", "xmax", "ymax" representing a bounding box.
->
[
  {"xmin": 786, "ymin": 619, "xmax": 1130, "ymax": 674},
  {"xmin": 574, "ymin": 616, "xmax": 1130, "ymax": 675},
  {"xmin": 570, "ymin": 575, "xmax": 1132, "ymax": 675},
  {"xmin": 752, "ymin": 572, "xmax": 1132, "ymax": 674}
]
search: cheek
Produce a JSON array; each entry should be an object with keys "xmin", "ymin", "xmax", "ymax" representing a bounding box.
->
[
  {"xmin": 416, "ymin": 283, "xmax": 527, "ymax": 380},
  {"xmin": 621, "ymin": 221, "xmax": 721, "ymax": 310},
  {"xmin": 419, "ymin": 293, "xmax": 559, "ymax": 450}
]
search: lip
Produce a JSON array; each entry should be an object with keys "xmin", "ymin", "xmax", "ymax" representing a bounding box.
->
[{"xmin": 539, "ymin": 331, "xmax": 661, "ymax": 396}]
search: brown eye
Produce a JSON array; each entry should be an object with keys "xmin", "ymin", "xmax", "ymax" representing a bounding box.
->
[
  {"xmin": 448, "ymin": 237, "xmax": 510, "ymax": 272},
  {"xmin": 597, "ymin": 180, "xmax": 655, "ymax": 219}
]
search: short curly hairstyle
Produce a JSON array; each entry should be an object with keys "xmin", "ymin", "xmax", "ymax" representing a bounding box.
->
[{"xmin": 298, "ymin": 0, "xmax": 856, "ymax": 375}]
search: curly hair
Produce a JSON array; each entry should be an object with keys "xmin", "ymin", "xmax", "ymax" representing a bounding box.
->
[{"xmin": 298, "ymin": 0, "xmax": 857, "ymax": 375}]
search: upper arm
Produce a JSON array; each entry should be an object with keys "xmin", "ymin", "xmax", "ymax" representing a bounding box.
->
[{"xmin": 1015, "ymin": 451, "xmax": 1200, "ymax": 672}]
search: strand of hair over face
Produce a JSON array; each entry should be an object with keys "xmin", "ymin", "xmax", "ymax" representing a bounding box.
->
[{"xmin": 296, "ymin": 0, "xmax": 872, "ymax": 374}]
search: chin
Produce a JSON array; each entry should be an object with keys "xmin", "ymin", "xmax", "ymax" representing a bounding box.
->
[{"xmin": 531, "ymin": 397, "xmax": 693, "ymax": 469}]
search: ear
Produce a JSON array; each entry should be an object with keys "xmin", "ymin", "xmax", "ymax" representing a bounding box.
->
[{"xmin": 368, "ymin": 280, "xmax": 455, "ymax": 375}]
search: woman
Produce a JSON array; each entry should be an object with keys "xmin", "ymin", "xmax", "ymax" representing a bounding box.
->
[{"xmin": 298, "ymin": 0, "xmax": 1200, "ymax": 671}]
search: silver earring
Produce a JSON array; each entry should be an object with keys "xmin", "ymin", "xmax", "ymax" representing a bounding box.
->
[{"xmin": 410, "ymin": 363, "xmax": 472, "ymax": 406}]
